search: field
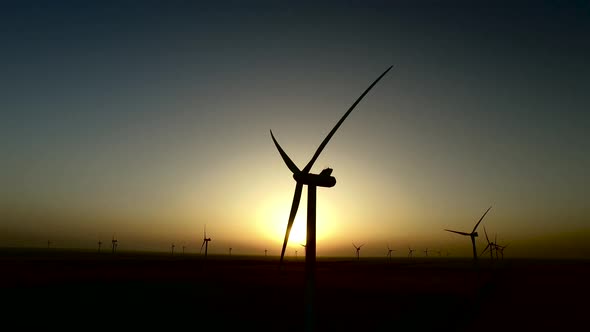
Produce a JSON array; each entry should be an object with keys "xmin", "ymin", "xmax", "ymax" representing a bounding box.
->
[{"xmin": 2, "ymin": 249, "xmax": 588, "ymax": 331}]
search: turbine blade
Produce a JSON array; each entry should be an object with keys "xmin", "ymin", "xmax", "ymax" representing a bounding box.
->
[
  {"xmin": 472, "ymin": 206, "xmax": 492, "ymax": 233},
  {"xmin": 279, "ymin": 183, "xmax": 304, "ymax": 265},
  {"xmin": 360, "ymin": 243, "xmax": 365, "ymax": 248},
  {"xmin": 444, "ymin": 229, "xmax": 471, "ymax": 236},
  {"xmin": 200, "ymin": 240, "xmax": 205, "ymax": 253},
  {"xmin": 301, "ymin": 65, "xmax": 393, "ymax": 174},
  {"xmin": 484, "ymin": 226, "xmax": 490, "ymax": 243},
  {"xmin": 270, "ymin": 130, "xmax": 300, "ymax": 174},
  {"xmin": 481, "ymin": 243, "xmax": 491, "ymax": 255}
]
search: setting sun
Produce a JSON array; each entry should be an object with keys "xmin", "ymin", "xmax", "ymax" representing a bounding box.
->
[{"xmin": 256, "ymin": 192, "xmax": 336, "ymax": 251}]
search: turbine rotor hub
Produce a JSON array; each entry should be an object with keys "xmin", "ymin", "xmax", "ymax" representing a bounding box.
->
[{"xmin": 293, "ymin": 172, "xmax": 336, "ymax": 187}]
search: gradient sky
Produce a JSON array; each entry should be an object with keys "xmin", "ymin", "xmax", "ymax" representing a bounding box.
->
[{"xmin": 2, "ymin": 1, "xmax": 589, "ymax": 258}]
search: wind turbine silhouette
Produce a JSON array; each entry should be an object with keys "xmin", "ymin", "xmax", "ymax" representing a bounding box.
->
[
  {"xmin": 386, "ymin": 243, "xmax": 395, "ymax": 262},
  {"xmin": 47, "ymin": 240, "xmax": 51, "ymax": 249},
  {"xmin": 480, "ymin": 226, "xmax": 495, "ymax": 260},
  {"xmin": 264, "ymin": 249, "xmax": 268, "ymax": 257},
  {"xmin": 353, "ymin": 243, "xmax": 365, "ymax": 261},
  {"xmin": 271, "ymin": 65, "xmax": 393, "ymax": 331},
  {"xmin": 200, "ymin": 226, "xmax": 211, "ymax": 258},
  {"xmin": 171, "ymin": 243, "xmax": 175, "ymax": 255},
  {"xmin": 408, "ymin": 247, "xmax": 415, "ymax": 259},
  {"xmin": 423, "ymin": 248, "xmax": 429, "ymax": 257},
  {"xmin": 111, "ymin": 235, "xmax": 118, "ymax": 254},
  {"xmin": 97, "ymin": 240, "xmax": 102, "ymax": 253},
  {"xmin": 496, "ymin": 243, "xmax": 509, "ymax": 260},
  {"xmin": 444, "ymin": 206, "xmax": 492, "ymax": 262},
  {"xmin": 229, "ymin": 247, "xmax": 232, "ymax": 256}
]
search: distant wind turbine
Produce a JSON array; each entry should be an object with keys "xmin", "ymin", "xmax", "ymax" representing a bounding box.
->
[
  {"xmin": 423, "ymin": 248, "xmax": 429, "ymax": 257},
  {"xmin": 98, "ymin": 240, "xmax": 102, "ymax": 253},
  {"xmin": 387, "ymin": 243, "xmax": 395, "ymax": 262},
  {"xmin": 47, "ymin": 240, "xmax": 51, "ymax": 249},
  {"xmin": 111, "ymin": 234, "xmax": 118, "ymax": 254},
  {"xmin": 200, "ymin": 225, "xmax": 212, "ymax": 258},
  {"xmin": 444, "ymin": 206, "xmax": 492, "ymax": 262},
  {"xmin": 480, "ymin": 226, "xmax": 496, "ymax": 260},
  {"xmin": 229, "ymin": 247, "xmax": 232, "ymax": 256},
  {"xmin": 353, "ymin": 243, "xmax": 365, "ymax": 261},
  {"xmin": 408, "ymin": 247, "xmax": 415, "ymax": 259},
  {"xmin": 171, "ymin": 243, "xmax": 175, "ymax": 255},
  {"xmin": 264, "ymin": 249, "xmax": 268, "ymax": 257}
]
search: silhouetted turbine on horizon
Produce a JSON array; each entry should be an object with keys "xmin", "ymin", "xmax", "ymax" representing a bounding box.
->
[
  {"xmin": 408, "ymin": 247, "xmax": 415, "ymax": 259},
  {"xmin": 270, "ymin": 65, "xmax": 393, "ymax": 331},
  {"xmin": 200, "ymin": 225, "xmax": 212, "ymax": 258},
  {"xmin": 229, "ymin": 247, "xmax": 232, "ymax": 256},
  {"xmin": 353, "ymin": 242, "xmax": 365, "ymax": 261},
  {"xmin": 480, "ymin": 226, "xmax": 496, "ymax": 260},
  {"xmin": 444, "ymin": 206, "xmax": 492, "ymax": 262},
  {"xmin": 423, "ymin": 248, "xmax": 429, "ymax": 257},
  {"xmin": 171, "ymin": 243, "xmax": 175, "ymax": 255},
  {"xmin": 264, "ymin": 249, "xmax": 268, "ymax": 257},
  {"xmin": 387, "ymin": 243, "xmax": 395, "ymax": 262},
  {"xmin": 98, "ymin": 240, "xmax": 102, "ymax": 253},
  {"xmin": 111, "ymin": 234, "xmax": 118, "ymax": 254},
  {"xmin": 47, "ymin": 240, "xmax": 51, "ymax": 249}
]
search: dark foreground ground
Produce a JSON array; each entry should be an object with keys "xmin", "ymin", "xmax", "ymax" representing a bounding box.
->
[{"xmin": 1, "ymin": 249, "xmax": 588, "ymax": 331}]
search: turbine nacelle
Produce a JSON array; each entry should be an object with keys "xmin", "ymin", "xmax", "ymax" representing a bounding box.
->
[
  {"xmin": 472, "ymin": 232, "xmax": 478, "ymax": 237},
  {"xmin": 293, "ymin": 171, "xmax": 336, "ymax": 188}
]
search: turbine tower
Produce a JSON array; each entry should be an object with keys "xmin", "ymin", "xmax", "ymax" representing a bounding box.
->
[
  {"xmin": 271, "ymin": 66, "xmax": 392, "ymax": 331},
  {"xmin": 98, "ymin": 240, "xmax": 102, "ymax": 253},
  {"xmin": 229, "ymin": 247, "xmax": 232, "ymax": 256},
  {"xmin": 171, "ymin": 243, "xmax": 175, "ymax": 255},
  {"xmin": 444, "ymin": 206, "xmax": 492, "ymax": 262},
  {"xmin": 200, "ymin": 225, "xmax": 212, "ymax": 258},
  {"xmin": 353, "ymin": 243, "xmax": 365, "ymax": 261}
]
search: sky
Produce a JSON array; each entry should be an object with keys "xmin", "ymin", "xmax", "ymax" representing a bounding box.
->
[{"xmin": 1, "ymin": 0, "xmax": 589, "ymax": 258}]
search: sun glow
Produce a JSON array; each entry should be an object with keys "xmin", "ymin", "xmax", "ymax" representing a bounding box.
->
[{"xmin": 256, "ymin": 192, "xmax": 336, "ymax": 251}]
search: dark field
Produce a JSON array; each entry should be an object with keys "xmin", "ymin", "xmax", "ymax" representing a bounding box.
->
[{"xmin": 1, "ymin": 249, "xmax": 588, "ymax": 331}]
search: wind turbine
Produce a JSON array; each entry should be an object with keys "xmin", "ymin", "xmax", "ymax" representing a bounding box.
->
[
  {"xmin": 435, "ymin": 249, "xmax": 442, "ymax": 257},
  {"xmin": 408, "ymin": 247, "xmax": 415, "ymax": 259},
  {"xmin": 200, "ymin": 226, "xmax": 211, "ymax": 258},
  {"xmin": 271, "ymin": 66, "xmax": 393, "ymax": 331},
  {"xmin": 423, "ymin": 248, "xmax": 429, "ymax": 257},
  {"xmin": 386, "ymin": 243, "xmax": 395, "ymax": 262},
  {"xmin": 264, "ymin": 249, "xmax": 268, "ymax": 257},
  {"xmin": 97, "ymin": 240, "xmax": 102, "ymax": 253},
  {"xmin": 47, "ymin": 240, "xmax": 51, "ymax": 249},
  {"xmin": 171, "ymin": 243, "xmax": 175, "ymax": 255},
  {"xmin": 229, "ymin": 247, "xmax": 232, "ymax": 256},
  {"xmin": 182, "ymin": 244, "xmax": 186, "ymax": 255},
  {"xmin": 444, "ymin": 206, "xmax": 492, "ymax": 262},
  {"xmin": 496, "ymin": 243, "xmax": 509, "ymax": 260},
  {"xmin": 111, "ymin": 235, "xmax": 118, "ymax": 254},
  {"xmin": 353, "ymin": 243, "xmax": 365, "ymax": 261},
  {"xmin": 480, "ymin": 226, "xmax": 495, "ymax": 260}
]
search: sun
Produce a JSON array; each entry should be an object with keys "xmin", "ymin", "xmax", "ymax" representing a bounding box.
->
[{"xmin": 257, "ymin": 193, "xmax": 335, "ymax": 250}]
